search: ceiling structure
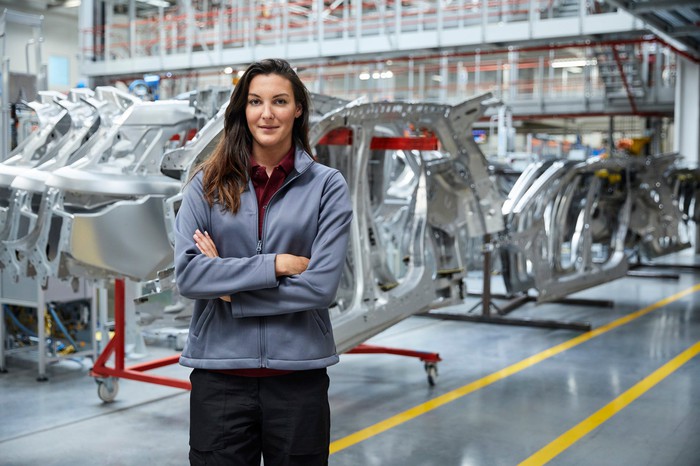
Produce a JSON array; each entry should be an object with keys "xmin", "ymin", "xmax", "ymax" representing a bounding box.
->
[{"xmin": 605, "ymin": 0, "xmax": 700, "ymax": 60}]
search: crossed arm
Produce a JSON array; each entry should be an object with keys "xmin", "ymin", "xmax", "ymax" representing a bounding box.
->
[{"xmin": 193, "ymin": 229, "xmax": 310, "ymax": 302}]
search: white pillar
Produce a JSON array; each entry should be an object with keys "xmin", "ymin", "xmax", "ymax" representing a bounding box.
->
[
  {"xmin": 673, "ymin": 57, "xmax": 700, "ymax": 252},
  {"xmin": 78, "ymin": 0, "xmax": 95, "ymax": 85},
  {"xmin": 673, "ymin": 58, "xmax": 700, "ymax": 163}
]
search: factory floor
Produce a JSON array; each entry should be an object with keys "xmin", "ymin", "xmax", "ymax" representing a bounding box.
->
[{"xmin": 1, "ymin": 253, "xmax": 699, "ymax": 466}]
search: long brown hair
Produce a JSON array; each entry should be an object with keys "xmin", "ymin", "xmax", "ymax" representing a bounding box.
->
[{"xmin": 198, "ymin": 58, "xmax": 312, "ymax": 213}]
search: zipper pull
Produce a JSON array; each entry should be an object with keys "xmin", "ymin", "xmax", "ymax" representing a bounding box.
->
[{"xmin": 256, "ymin": 240, "xmax": 262, "ymax": 254}]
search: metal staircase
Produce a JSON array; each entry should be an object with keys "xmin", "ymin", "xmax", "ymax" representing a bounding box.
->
[{"xmin": 596, "ymin": 43, "xmax": 647, "ymax": 112}]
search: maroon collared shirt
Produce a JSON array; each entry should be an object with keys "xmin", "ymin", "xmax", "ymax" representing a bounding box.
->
[{"xmin": 250, "ymin": 146, "xmax": 296, "ymax": 238}]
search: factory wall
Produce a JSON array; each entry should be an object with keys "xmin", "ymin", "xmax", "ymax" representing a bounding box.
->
[{"xmin": 3, "ymin": 7, "xmax": 80, "ymax": 94}]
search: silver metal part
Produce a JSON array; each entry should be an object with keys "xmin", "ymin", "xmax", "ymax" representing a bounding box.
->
[
  {"xmin": 0, "ymin": 87, "xmax": 140, "ymax": 283},
  {"xmin": 309, "ymin": 94, "xmax": 505, "ymax": 351},
  {"xmin": 501, "ymin": 152, "xmax": 689, "ymax": 301},
  {"xmin": 14, "ymin": 96, "xmax": 200, "ymax": 283}
]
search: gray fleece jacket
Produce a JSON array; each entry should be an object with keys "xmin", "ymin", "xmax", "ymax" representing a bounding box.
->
[{"xmin": 175, "ymin": 147, "xmax": 352, "ymax": 370}]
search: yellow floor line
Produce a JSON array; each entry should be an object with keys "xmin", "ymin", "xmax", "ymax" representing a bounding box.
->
[
  {"xmin": 330, "ymin": 282, "xmax": 700, "ymax": 455},
  {"xmin": 519, "ymin": 340, "xmax": 700, "ymax": 466}
]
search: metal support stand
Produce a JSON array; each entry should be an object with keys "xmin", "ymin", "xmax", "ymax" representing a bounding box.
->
[
  {"xmin": 0, "ymin": 272, "xmax": 48, "ymax": 377},
  {"xmin": 626, "ymin": 269, "xmax": 680, "ymax": 279},
  {"xmin": 346, "ymin": 343, "xmax": 442, "ymax": 386},
  {"xmin": 424, "ymin": 234, "xmax": 592, "ymax": 332},
  {"xmin": 90, "ymin": 279, "xmax": 190, "ymax": 402},
  {"xmin": 36, "ymin": 280, "xmax": 47, "ymax": 381},
  {"xmin": 628, "ymin": 252, "xmax": 698, "ymax": 277},
  {"xmin": 1, "ymin": 273, "xmax": 96, "ymax": 379},
  {"xmin": 346, "ymin": 344, "xmax": 441, "ymax": 364}
]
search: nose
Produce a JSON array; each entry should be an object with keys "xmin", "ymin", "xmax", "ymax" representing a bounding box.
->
[{"xmin": 261, "ymin": 102, "xmax": 274, "ymax": 120}]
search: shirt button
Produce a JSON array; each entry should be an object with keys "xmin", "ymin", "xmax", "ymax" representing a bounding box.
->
[{"xmin": 263, "ymin": 205, "xmax": 267, "ymax": 209}]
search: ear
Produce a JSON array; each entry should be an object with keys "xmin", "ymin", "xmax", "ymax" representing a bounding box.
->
[{"xmin": 295, "ymin": 104, "xmax": 302, "ymax": 118}]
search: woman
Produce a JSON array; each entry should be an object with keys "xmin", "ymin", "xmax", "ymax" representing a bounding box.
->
[{"xmin": 174, "ymin": 58, "xmax": 352, "ymax": 466}]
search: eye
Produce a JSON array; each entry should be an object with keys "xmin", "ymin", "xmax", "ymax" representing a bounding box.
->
[
  {"xmin": 248, "ymin": 98, "xmax": 261, "ymax": 105},
  {"xmin": 274, "ymin": 98, "xmax": 288, "ymax": 105}
]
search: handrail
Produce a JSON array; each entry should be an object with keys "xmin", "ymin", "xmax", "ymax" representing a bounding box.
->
[
  {"xmin": 79, "ymin": 0, "xmax": 606, "ymax": 59},
  {"xmin": 611, "ymin": 46, "xmax": 639, "ymax": 114}
]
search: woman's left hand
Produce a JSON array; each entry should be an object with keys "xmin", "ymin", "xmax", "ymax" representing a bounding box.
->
[
  {"xmin": 194, "ymin": 229, "xmax": 219, "ymax": 258},
  {"xmin": 193, "ymin": 229, "xmax": 231, "ymax": 303}
]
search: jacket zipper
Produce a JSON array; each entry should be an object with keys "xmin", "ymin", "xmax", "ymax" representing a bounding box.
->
[
  {"xmin": 254, "ymin": 154, "xmax": 314, "ymax": 369},
  {"xmin": 256, "ymin": 206, "xmax": 265, "ymax": 367}
]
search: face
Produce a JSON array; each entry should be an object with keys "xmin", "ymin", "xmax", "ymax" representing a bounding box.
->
[{"xmin": 245, "ymin": 73, "xmax": 302, "ymax": 158}]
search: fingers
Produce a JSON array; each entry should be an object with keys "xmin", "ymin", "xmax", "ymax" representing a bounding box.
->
[
  {"xmin": 194, "ymin": 229, "xmax": 219, "ymax": 258},
  {"xmin": 219, "ymin": 296, "xmax": 231, "ymax": 302},
  {"xmin": 297, "ymin": 256, "xmax": 310, "ymax": 273}
]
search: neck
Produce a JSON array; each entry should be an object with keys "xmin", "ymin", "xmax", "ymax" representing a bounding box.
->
[{"xmin": 252, "ymin": 144, "xmax": 292, "ymax": 170}]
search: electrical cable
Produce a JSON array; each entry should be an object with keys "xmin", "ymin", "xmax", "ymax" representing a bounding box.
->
[
  {"xmin": 47, "ymin": 303, "xmax": 80, "ymax": 350},
  {"xmin": 4, "ymin": 305, "xmax": 37, "ymax": 337}
]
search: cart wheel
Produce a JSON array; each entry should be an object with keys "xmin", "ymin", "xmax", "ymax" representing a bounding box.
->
[
  {"xmin": 97, "ymin": 377, "xmax": 119, "ymax": 403},
  {"xmin": 424, "ymin": 362, "xmax": 438, "ymax": 386}
]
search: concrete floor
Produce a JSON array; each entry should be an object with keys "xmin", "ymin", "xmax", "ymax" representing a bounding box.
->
[{"xmin": 1, "ymin": 256, "xmax": 699, "ymax": 465}]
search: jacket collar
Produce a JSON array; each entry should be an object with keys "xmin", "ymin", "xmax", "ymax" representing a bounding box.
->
[{"xmin": 292, "ymin": 145, "xmax": 314, "ymax": 175}]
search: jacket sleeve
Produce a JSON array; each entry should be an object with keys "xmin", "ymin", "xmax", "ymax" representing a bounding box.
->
[
  {"xmin": 231, "ymin": 171, "xmax": 352, "ymax": 317},
  {"xmin": 174, "ymin": 172, "xmax": 278, "ymax": 299}
]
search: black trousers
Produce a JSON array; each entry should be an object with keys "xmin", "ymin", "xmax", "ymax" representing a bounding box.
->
[{"xmin": 189, "ymin": 368, "xmax": 330, "ymax": 466}]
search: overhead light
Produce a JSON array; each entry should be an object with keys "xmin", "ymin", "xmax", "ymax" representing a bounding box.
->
[
  {"xmin": 359, "ymin": 70, "xmax": 393, "ymax": 80},
  {"xmin": 551, "ymin": 58, "xmax": 597, "ymax": 68},
  {"xmin": 224, "ymin": 66, "xmax": 233, "ymax": 74},
  {"xmin": 139, "ymin": 0, "xmax": 171, "ymax": 8},
  {"xmin": 48, "ymin": 0, "xmax": 81, "ymax": 8}
]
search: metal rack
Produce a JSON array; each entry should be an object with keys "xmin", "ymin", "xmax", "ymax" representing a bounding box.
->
[
  {"xmin": 90, "ymin": 279, "xmax": 190, "ymax": 402},
  {"xmin": 346, "ymin": 344, "xmax": 442, "ymax": 386},
  {"xmin": 0, "ymin": 272, "xmax": 96, "ymax": 379},
  {"xmin": 424, "ymin": 234, "xmax": 594, "ymax": 332},
  {"xmin": 90, "ymin": 278, "xmax": 444, "ymax": 402}
]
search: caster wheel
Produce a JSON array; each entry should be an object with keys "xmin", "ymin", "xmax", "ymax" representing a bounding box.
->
[
  {"xmin": 97, "ymin": 377, "xmax": 119, "ymax": 403},
  {"xmin": 425, "ymin": 362, "xmax": 438, "ymax": 386}
]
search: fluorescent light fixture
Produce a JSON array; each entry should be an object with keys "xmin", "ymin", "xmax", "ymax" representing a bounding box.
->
[
  {"xmin": 139, "ymin": 0, "xmax": 171, "ymax": 8},
  {"xmin": 63, "ymin": 0, "xmax": 81, "ymax": 7},
  {"xmin": 360, "ymin": 70, "xmax": 393, "ymax": 80},
  {"xmin": 224, "ymin": 66, "xmax": 233, "ymax": 74},
  {"xmin": 551, "ymin": 58, "xmax": 597, "ymax": 68}
]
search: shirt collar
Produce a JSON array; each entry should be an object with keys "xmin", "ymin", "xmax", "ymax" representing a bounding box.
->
[{"xmin": 250, "ymin": 145, "xmax": 296, "ymax": 178}]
